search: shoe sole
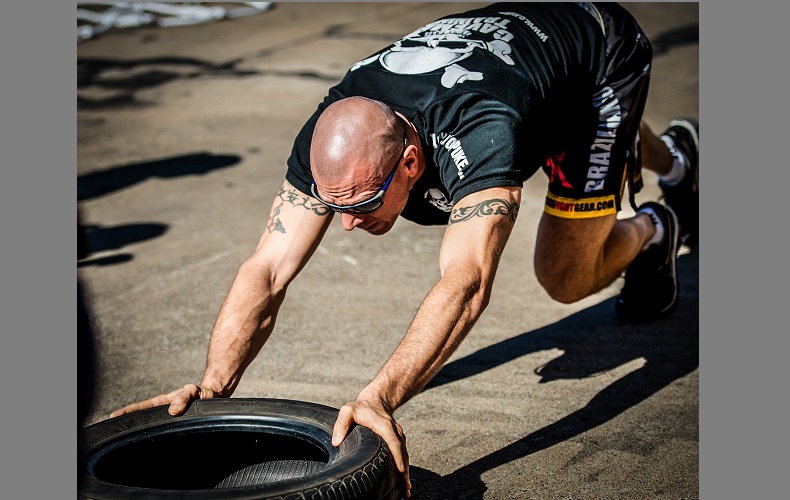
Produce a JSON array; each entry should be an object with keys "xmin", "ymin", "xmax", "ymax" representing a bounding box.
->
[
  {"xmin": 657, "ymin": 205, "xmax": 680, "ymax": 317},
  {"xmin": 668, "ymin": 118, "xmax": 699, "ymax": 153}
]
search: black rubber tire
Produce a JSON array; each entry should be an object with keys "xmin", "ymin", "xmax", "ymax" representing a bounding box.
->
[{"xmin": 79, "ymin": 398, "xmax": 402, "ymax": 499}]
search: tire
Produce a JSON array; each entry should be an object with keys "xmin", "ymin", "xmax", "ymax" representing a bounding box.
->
[{"xmin": 79, "ymin": 398, "xmax": 402, "ymax": 499}]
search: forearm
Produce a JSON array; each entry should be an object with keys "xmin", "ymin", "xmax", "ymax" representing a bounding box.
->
[
  {"xmin": 200, "ymin": 257, "xmax": 286, "ymax": 396},
  {"xmin": 358, "ymin": 190, "xmax": 519, "ymax": 410},
  {"xmin": 359, "ymin": 267, "xmax": 490, "ymax": 411}
]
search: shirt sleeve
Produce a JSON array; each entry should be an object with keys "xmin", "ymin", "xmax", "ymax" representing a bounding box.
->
[
  {"xmin": 426, "ymin": 95, "xmax": 526, "ymax": 203},
  {"xmin": 285, "ymin": 105, "xmax": 323, "ymax": 197}
]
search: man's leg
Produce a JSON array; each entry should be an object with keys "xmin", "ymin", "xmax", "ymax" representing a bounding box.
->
[
  {"xmin": 534, "ymin": 213, "xmax": 655, "ymax": 304},
  {"xmin": 535, "ymin": 119, "xmax": 682, "ymax": 303},
  {"xmin": 640, "ymin": 121, "xmax": 675, "ymax": 177},
  {"xmin": 535, "ymin": 200, "xmax": 680, "ymax": 322}
]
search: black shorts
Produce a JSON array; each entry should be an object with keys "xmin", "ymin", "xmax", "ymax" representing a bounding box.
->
[{"xmin": 543, "ymin": 2, "xmax": 652, "ymax": 219}]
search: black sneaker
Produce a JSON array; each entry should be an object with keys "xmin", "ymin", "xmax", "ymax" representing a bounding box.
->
[
  {"xmin": 615, "ymin": 202, "xmax": 680, "ymax": 323},
  {"xmin": 659, "ymin": 117, "xmax": 699, "ymax": 248}
]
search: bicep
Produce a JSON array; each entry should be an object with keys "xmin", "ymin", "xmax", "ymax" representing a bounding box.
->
[
  {"xmin": 248, "ymin": 180, "xmax": 334, "ymax": 287},
  {"xmin": 439, "ymin": 186, "xmax": 521, "ymax": 281}
]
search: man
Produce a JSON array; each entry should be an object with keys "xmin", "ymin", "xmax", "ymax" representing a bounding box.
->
[{"xmin": 111, "ymin": 3, "xmax": 698, "ymax": 496}]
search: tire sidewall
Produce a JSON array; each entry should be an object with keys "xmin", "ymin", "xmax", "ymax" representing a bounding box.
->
[{"xmin": 80, "ymin": 398, "xmax": 400, "ymax": 499}]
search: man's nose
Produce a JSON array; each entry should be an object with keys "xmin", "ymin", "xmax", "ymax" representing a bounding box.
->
[{"xmin": 341, "ymin": 213, "xmax": 364, "ymax": 231}]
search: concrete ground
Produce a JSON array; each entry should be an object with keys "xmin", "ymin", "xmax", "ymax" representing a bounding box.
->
[{"xmin": 77, "ymin": 3, "xmax": 698, "ymax": 499}]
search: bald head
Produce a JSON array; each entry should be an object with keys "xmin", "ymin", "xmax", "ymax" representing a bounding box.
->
[{"xmin": 310, "ymin": 97, "xmax": 404, "ymax": 191}]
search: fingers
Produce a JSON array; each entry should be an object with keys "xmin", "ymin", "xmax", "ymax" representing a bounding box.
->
[
  {"xmin": 371, "ymin": 420, "xmax": 411, "ymax": 497},
  {"xmin": 168, "ymin": 384, "xmax": 202, "ymax": 415},
  {"xmin": 109, "ymin": 389, "xmax": 180, "ymax": 418},
  {"xmin": 385, "ymin": 423, "xmax": 410, "ymax": 497},
  {"xmin": 109, "ymin": 384, "xmax": 206, "ymax": 419},
  {"xmin": 377, "ymin": 422, "xmax": 407, "ymax": 473},
  {"xmin": 331, "ymin": 404, "xmax": 354, "ymax": 447},
  {"xmin": 395, "ymin": 423, "xmax": 411, "ymax": 497},
  {"xmin": 331, "ymin": 402, "xmax": 411, "ymax": 498}
]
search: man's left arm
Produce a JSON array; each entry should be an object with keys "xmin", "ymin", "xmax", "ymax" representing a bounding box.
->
[{"xmin": 332, "ymin": 185, "xmax": 521, "ymax": 497}]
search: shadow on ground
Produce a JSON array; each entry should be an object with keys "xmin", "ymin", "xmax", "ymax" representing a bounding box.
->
[
  {"xmin": 77, "ymin": 222, "xmax": 168, "ymax": 268},
  {"xmin": 77, "ymin": 152, "xmax": 240, "ymax": 201},
  {"xmin": 78, "ymin": 152, "xmax": 239, "ymax": 266},
  {"xmin": 650, "ymin": 24, "xmax": 698, "ymax": 57},
  {"xmin": 412, "ymin": 251, "xmax": 699, "ymax": 499}
]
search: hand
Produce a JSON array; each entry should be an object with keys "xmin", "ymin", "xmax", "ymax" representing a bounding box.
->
[
  {"xmin": 109, "ymin": 384, "xmax": 222, "ymax": 418},
  {"xmin": 332, "ymin": 399, "xmax": 411, "ymax": 498}
]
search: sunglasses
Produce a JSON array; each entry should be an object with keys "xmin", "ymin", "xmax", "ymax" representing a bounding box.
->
[{"xmin": 311, "ymin": 134, "xmax": 407, "ymax": 214}]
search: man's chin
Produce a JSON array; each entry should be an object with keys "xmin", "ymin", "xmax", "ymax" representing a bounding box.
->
[{"xmin": 364, "ymin": 222, "xmax": 392, "ymax": 235}]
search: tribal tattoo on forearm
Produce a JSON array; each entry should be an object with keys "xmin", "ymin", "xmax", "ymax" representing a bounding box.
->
[
  {"xmin": 448, "ymin": 198, "xmax": 519, "ymax": 225},
  {"xmin": 266, "ymin": 185, "xmax": 332, "ymax": 234}
]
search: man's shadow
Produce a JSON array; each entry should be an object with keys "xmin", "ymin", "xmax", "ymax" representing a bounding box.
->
[{"xmin": 411, "ymin": 251, "xmax": 699, "ymax": 499}]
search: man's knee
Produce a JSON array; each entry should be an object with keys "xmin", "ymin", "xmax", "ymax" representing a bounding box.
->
[
  {"xmin": 534, "ymin": 262, "xmax": 593, "ymax": 304},
  {"xmin": 534, "ymin": 212, "xmax": 617, "ymax": 304}
]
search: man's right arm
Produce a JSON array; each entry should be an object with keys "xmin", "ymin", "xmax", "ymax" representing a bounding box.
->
[{"xmin": 110, "ymin": 180, "xmax": 333, "ymax": 417}]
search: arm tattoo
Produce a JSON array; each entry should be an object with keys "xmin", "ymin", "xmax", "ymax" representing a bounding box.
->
[
  {"xmin": 266, "ymin": 203, "xmax": 287, "ymax": 234},
  {"xmin": 266, "ymin": 185, "xmax": 332, "ymax": 234},
  {"xmin": 448, "ymin": 198, "xmax": 519, "ymax": 225}
]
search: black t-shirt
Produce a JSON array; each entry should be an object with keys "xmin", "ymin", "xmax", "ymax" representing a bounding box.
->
[{"xmin": 286, "ymin": 2, "xmax": 606, "ymax": 225}]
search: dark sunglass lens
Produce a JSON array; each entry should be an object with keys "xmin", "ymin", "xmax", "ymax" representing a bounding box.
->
[{"xmin": 347, "ymin": 201, "xmax": 382, "ymax": 215}]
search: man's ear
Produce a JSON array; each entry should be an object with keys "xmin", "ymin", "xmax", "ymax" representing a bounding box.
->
[{"xmin": 403, "ymin": 145, "xmax": 424, "ymax": 190}]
